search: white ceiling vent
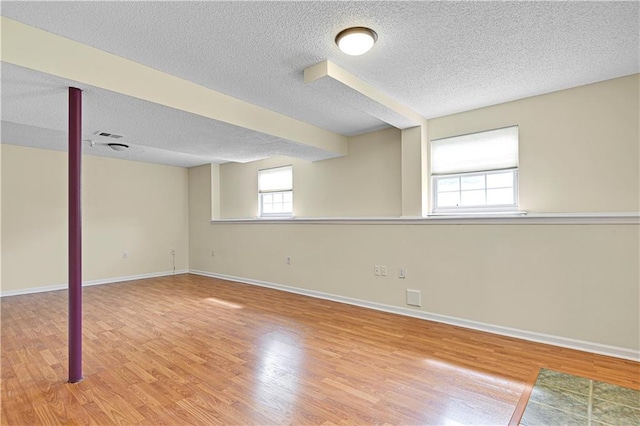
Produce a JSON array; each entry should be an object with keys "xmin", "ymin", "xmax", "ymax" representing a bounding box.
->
[{"xmin": 95, "ymin": 131, "xmax": 123, "ymax": 139}]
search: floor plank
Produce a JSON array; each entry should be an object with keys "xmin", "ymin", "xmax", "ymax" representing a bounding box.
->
[{"xmin": 1, "ymin": 274, "xmax": 638, "ymax": 425}]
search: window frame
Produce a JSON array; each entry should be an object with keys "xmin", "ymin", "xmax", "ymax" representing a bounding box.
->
[
  {"xmin": 432, "ymin": 168, "xmax": 519, "ymax": 214},
  {"xmin": 430, "ymin": 125, "xmax": 520, "ymax": 214},
  {"xmin": 258, "ymin": 166, "xmax": 293, "ymax": 218}
]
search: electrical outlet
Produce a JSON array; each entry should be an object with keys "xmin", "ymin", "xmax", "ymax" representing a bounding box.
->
[
  {"xmin": 381, "ymin": 266, "xmax": 388, "ymax": 276},
  {"xmin": 211, "ymin": 250, "xmax": 215, "ymax": 257},
  {"xmin": 398, "ymin": 268, "xmax": 406, "ymax": 279},
  {"xmin": 286, "ymin": 256, "xmax": 292, "ymax": 265},
  {"xmin": 374, "ymin": 265, "xmax": 381, "ymax": 276},
  {"xmin": 122, "ymin": 251, "xmax": 129, "ymax": 259},
  {"xmin": 171, "ymin": 249, "xmax": 175, "ymax": 255}
]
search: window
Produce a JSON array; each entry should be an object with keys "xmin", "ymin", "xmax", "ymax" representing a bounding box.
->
[
  {"xmin": 258, "ymin": 166, "xmax": 293, "ymax": 217},
  {"xmin": 431, "ymin": 126, "xmax": 519, "ymax": 213}
]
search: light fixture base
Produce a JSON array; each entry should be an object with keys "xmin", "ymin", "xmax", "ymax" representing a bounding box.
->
[
  {"xmin": 108, "ymin": 143, "xmax": 129, "ymax": 152},
  {"xmin": 335, "ymin": 27, "xmax": 378, "ymax": 56}
]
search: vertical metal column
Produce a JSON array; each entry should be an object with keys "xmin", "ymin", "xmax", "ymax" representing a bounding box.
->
[{"xmin": 68, "ymin": 87, "xmax": 83, "ymax": 383}]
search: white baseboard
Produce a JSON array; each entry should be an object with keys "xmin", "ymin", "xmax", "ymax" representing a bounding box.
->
[
  {"xmin": 0, "ymin": 270, "xmax": 189, "ymax": 297},
  {"xmin": 190, "ymin": 269, "xmax": 640, "ymax": 362}
]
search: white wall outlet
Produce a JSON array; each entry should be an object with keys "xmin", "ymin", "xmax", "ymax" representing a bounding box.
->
[
  {"xmin": 122, "ymin": 251, "xmax": 129, "ymax": 259},
  {"xmin": 398, "ymin": 267, "xmax": 406, "ymax": 279},
  {"xmin": 406, "ymin": 289, "xmax": 421, "ymax": 307},
  {"xmin": 211, "ymin": 250, "xmax": 215, "ymax": 257},
  {"xmin": 381, "ymin": 265, "xmax": 388, "ymax": 276},
  {"xmin": 171, "ymin": 249, "xmax": 175, "ymax": 255},
  {"xmin": 374, "ymin": 265, "xmax": 381, "ymax": 276},
  {"xmin": 286, "ymin": 256, "xmax": 292, "ymax": 265}
]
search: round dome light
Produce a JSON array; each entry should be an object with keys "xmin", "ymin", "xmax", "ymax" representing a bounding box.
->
[{"xmin": 335, "ymin": 27, "xmax": 378, "ymax": 56}]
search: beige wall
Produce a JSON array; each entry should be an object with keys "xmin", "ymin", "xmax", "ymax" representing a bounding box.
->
[
  {"xmin": 0, "ymin": 142, "xmax": 2, "ymax": 289},
  {"xmin": 2, "ymin": 74, "xmax": 638, "ymax": 354},
  {"xmin": 220, "ymin": 127, "xmax": 402, "ymax": 218},
  {"xmin": 429, "ymin": 74, "xmax": 639, "ymax": 213},
  {"xmin": 189, "ymin": 75, "xmax": 640, "ymax": 353},
  {"xmin": 189, "ymin": 220, "xmax": 639, "ymax": 352},
  {"xmin": 401, "ymin": 126, "xmax": 427, "ymax": 217},
  {"xmin": 189, "ymin": 164, "xmax": 214, "ymax": 270},
  {"xmin": 1, "ymin": 144, "xmax": 189, "ymax": 292},
  {"xmin": 218, "ymin": 75, "xmax": 639, "ymax": 218}
]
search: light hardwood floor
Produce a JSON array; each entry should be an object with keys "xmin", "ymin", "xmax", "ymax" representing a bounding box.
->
[{"xmin": 1, "ymin": 274, "xmax": 638, "ymax": 425}]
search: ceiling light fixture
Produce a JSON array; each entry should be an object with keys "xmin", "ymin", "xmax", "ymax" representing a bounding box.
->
[
  {"xmin": 108, "ymin": 143, "xmax": 129, "ymax": 152},
  {"xmin": 335, "ymin": 27, "xmax": 378, "ymax": 56}
]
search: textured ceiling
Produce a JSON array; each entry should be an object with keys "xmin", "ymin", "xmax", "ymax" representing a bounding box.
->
[
  {"xmin": 1, "ymin": 64, "xmax": 340, "ymax": 166},
  {"xmin": 1, "ymin": 121, "xmax": 213, "ymax": 168},
  {"xmin": 1, "ymin": 1, "xmax": 638, "ymax": 167}
]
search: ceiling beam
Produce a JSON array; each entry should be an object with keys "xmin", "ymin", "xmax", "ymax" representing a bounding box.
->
[
  {"xmin": 304, "ymin": 60, "xmax": 426, "ymax": 128},
  {"xmin": 1, "ymin": 18, "xmax": 348, "ymax": 157},
  {"xmin": 304, "ymin": 60, "xmax": 429, "ymax": 217}
]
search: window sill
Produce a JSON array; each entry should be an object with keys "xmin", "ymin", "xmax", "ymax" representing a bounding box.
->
[
  {"xmin": 427, "ymin": 210, "xmax": 527, "ymax": 217},
  {"xmin": 257, "ymin": 216, "xmax": 294, "ymax": 220},
  {"xmin": 211, "ymin": 212, "xmax": 639, "ymax": 225}
]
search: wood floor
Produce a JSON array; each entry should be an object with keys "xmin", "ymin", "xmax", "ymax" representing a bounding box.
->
[{"xmin": 1, "ymin": 274, "xmax": 638, "ymax": 425}]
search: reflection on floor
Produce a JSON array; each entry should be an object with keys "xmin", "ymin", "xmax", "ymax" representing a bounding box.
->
[{"xmin": 520, "ymin": 368, "xmax": 640, "ymax": 425}]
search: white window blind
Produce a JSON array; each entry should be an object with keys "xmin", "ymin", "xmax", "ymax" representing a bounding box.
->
[
  {"xmin": 431, "ymin": 126, "xmax": 519, "ymax": 175},
  {"xmin": 258, "ymin": 166, "xmax": 292, "ymax": 192},
  {"xmin": 258, "ymin": 166, "xmax": 293, "ymax": 217}
]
